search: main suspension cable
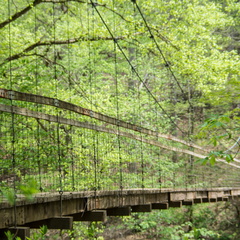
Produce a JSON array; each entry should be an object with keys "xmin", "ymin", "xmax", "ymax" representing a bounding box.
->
[
  {"xmin": 89, "ymin": 0, "xmax": 186, "ymax": 135},
  {"xmin": 132, "ymin": 0, "xmax": 194, "ymax": 110}
]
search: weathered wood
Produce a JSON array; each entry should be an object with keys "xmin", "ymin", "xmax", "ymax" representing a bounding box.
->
[
  {"xmin": 169, "ymin": 201, "xmax": 182, "ymax": 208},
  {"xmin": 152, "ymin": 203, "xmax": 168, "ymax": 209},
  {"xmin": 24, "ymin": 217, "xmax": 73, "ymax": 229},
  {"xmin": 228, "ymin": 196, "xmax": 234, "ymax": 200},
  {"xmin": 131, "ymin": 204, "xmax": 152, "ymax": 212},
  {"xmin": 0, "ymin": 88, "xmax": 209, "ymax": 151},
  {"xmin": 0, "ymin": 88, "xmax": 238, "ymax": 165},
  {"xmin": 0, "ymin": 104, "xmax": 209, "ymax": 161},
  {"xmin": 71, "ymin": 211, "xmax": 107, "ymax": 222},
  {"xmin": 193, "ymin": 199, "xmax": 202, "ymax": 204},
  {"xmin": 0, "ymin": 188, "xmax": 240, "ymax": 229},
  {"xmin": 106, "ymin": 207, "xmax": 131, "ymax": 216},
  {"xmin": 1, "ymin": 102, "xmax": 239, "ymax": 167},
  {"xmin": 182, "ymin": 200, "xmax": 193, "ymax": 206},
  {"xmin": 170, "ymin": 192, "xmax": 195, "ymax": 201}
]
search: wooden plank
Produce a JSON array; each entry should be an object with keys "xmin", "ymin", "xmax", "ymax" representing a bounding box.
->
[
  {"xmin": 0, "ymin": 104, "xmax": 211, "ymax": 160},
  {"xmin": 152, "ymin": 203, "xmax": 168, "ymax": 209},
  {"xmin": 193, "ymin": 199, "xmax": 202, "ymax": 204},
  {"xmin": 0, "ymin": 188, "xmax": 240, "ymax": 229},
  {"xmin": 106, "ymin": 207, "xmax": 131, "ymax": 216},
  {"xmin": 182, "ymin": 200, "xmax": 193, "ymax": 206},
  {"xmin": 71, "ymin": 211, "xmax": 107, "ymax": 222},
  {"xmin": 131, "ymin": 204, "xmax": 152, "ymax": 212},
  {"xmin": 24, "ymin": 217, "xmax": 73, "ymax": 229},
  {"xmin": 228, "ymin": 196, "xmax": 234, "ymax": 200},
  {"xmin": 169, "ymin": 201, "xmax": 182, "ymax": 208},
  {"xmin": 0, "ymin": 88, "xmax": 204, "ymax": 151}
]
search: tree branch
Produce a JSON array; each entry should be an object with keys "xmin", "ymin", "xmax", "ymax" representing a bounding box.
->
[
  {"xmin": 0, "ymin": 0, "xmax": 43, "ymax": 30},
  {"xmin": 0, "ymin": 0, "xmax": 128, "ymax": 30},
  {"xmin": 0, "ymin": 36, "xmax": 125, "ymax": 66}
]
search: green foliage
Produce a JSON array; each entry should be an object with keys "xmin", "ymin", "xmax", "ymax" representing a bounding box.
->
[
  {"xmin": 19, "ymin": 179, "xmax": 39, "ymax": 201},
  {"xmin": 107, "ymin": 203, "xmax": 240, "ymax": 239},
  {"xmin": 26, "ymin": 225, "xmax": 48, "ymax": 240},
  {"xmin": 0, "ymin": 0, "xmax": 239, "ymax": 238},
  {"xmin": 197, "ymin": 151, "xmax": 233, "ymax": 166},
  {"xmin": 1, "ymin": 188, "xmax": 16, "ymax": 206}
]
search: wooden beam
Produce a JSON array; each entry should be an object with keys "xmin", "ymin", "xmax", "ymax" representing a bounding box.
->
[
  {"xmin": 193, "ymin": 199, "xmax": 202, "ymax": 204},
  {"xmin": 24, "ymin": 217, "xmax": 73, "ymax": 229},
  {"xmin": 0, "ymin": 88, "xmax": 203, "ymax": 151},
  {"xmin": 0, "ymin": 103, "xmax": 210, "ymax": 161},
  {"xmin": 131, "ymin": 204, "xmax": 152, "ymax": 212},
  {"xmin": 71, "ymin": 211, "xmax": 107, "ymax": 222},
  {"xmin": 202, "ymin": 198, "xmax": 209, "ymax": 203},
  {"xmin": 152, "ymin": 203, "xmax": 168, "ymax": 210},
  {"xmin": 182, "ymin": 200, "xmax": 193, "ymax": 206},
  {"xmin": 169, "ymin": 201, "xmax": 182, "ymax": 208},
  {"xmin": 228, "ymin": 196, "xmax": 234, "ymax": 200},
  {"xmin": 107, "ymin": 207, "xmax": 131, "ymax": 216}
]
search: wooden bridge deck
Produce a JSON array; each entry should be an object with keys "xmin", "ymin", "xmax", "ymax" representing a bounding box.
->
[{"xmin": 1, "ymin": 187, "xmax": 240, "ymax": 236}]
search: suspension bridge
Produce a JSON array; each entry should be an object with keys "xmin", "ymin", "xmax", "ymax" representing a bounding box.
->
[{"xmin": 0, "ymin": 0, "xmax": 239, "ymax": 239}]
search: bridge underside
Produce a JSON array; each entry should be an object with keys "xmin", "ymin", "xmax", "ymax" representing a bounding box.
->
[{"xmin": 0, "ymin": 187, "xmax": 240, "ymax": 239}]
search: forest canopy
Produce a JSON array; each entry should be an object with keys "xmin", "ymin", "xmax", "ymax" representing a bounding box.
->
[{"xmin": 0, "ymin": 0, "xmax": 239, "ymax": 192}]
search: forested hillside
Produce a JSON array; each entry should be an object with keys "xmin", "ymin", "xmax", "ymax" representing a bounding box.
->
[{"xmin": 0, "ymin": 0, "xmax": 239, "ymax": 239}]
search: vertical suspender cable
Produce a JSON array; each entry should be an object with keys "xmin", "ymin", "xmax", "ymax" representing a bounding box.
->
[
  {"xmin": 112, "ymin": 0, "xmax": 123, "ymax": 193},
  {"xmin": 8, "ymin": 0, "xmax": 17, "ymax": 227},
  {"xmin": 34, "ymin": 0, "xmax": 43, "ymax": 192},
  {"xmin": 52, "ymin": 1, "xmax": 63, "ymax": 216},
  {"xmin": 90, "ymin": 0, "xmax": 185, "ymax": 136},
  {"xmin": 66, "ymin": 1, "xmax": 75, "ymax": 192}
]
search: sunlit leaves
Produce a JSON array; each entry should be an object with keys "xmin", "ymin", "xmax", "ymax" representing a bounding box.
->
[{"xmin": 197, "ymin": 150, "xmax": 234, "ymax": 166}]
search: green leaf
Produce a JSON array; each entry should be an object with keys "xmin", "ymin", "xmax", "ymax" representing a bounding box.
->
[
  {"xmin": 225, "ymin": 154, "xmax": 233, "ymax": 163},
  {"xmin": 209, "ymin": 156, "xmax": 216, "ymax": 166},
  {"xmin": 19, "ymin": 179, "xmax": 39, "ymax": 201},
  {"xmin": 196, "ymin": 157, "xmax": 209, "ymax": 165}
]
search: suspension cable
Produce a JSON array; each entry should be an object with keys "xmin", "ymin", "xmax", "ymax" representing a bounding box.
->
[
  {"xmin": 8, "ymin": 0, "xmax": 18, "ymax": 227},
  {"xmin": 89, "ymin": 0, "xmax": 186, "ymax": 135},
  {"xmin": 132, "ymin": 0, "xmax": 194, "ymax": 110}
]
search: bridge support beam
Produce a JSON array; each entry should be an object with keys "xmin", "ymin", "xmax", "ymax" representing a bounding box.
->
[
  {"xmin": 169, "ymin": 201, "xmax": 182, "ymax": 208},
  {"xmin": 23, "ymin": 217, "xmax": 73, "ymax": 229},
  {"xmin": 131, "ymin": 204, "xmax": 152, "ymax": 212},
  {"xmin": 182, "ymin": 200, "xmax": 193, "ymax": 206},
  {"xmin": 193, "ymin": 199, "xmax": 202, "ymax": 204},
  {"xmin": 152, "ymin": 203, "xmax": 168, "ymax": 210},
  {"xmin": 71, "ymin": 211, "xmax": 107, "ymax": 222},
  {"xmin": 202, "ymin": 198, "xmax": 209, "ymax": 203},
  {"xmin": 107, "ymin": 207, "xmax": 131, "ymax": 216},
  {"xmin": 228, "ymin": 196, "xmax": 234, "ymax": 200},
  {"xmin": 0, "ymin": 227, "xmax": 30, "ymax": 240}
]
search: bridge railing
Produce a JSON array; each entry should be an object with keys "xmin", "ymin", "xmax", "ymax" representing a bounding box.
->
[{"xmin": 0, "ymin": 94, "xmax": 239, "ymax": 202}]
